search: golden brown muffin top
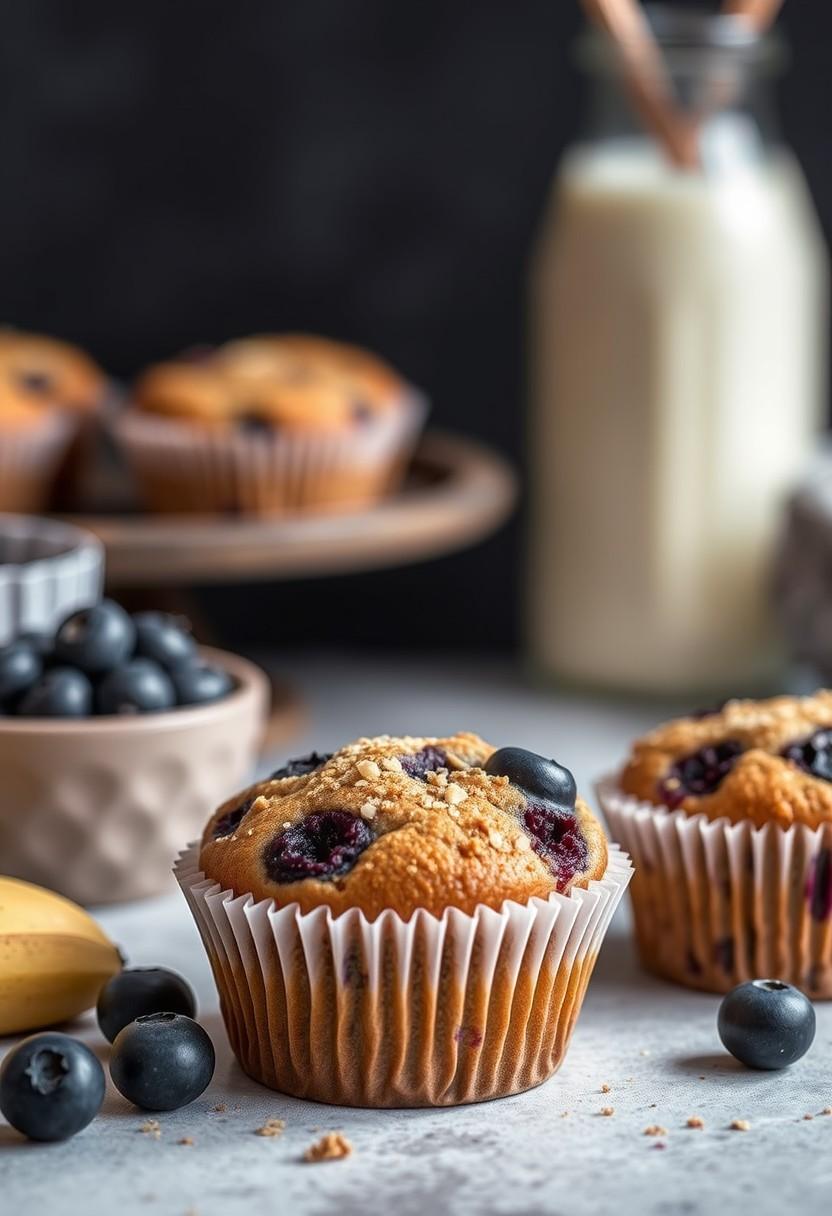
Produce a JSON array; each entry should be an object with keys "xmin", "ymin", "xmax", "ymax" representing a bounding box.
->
[
  {"xmin": 134, "ymin": 334, "xmax": 406, "ymax": 433},
  {"xmin": 199, "ymin": 732, "xmax": 608, "ymax": 920},
  {"xmin": 620, "ymin": 691, "xmax": 832, "ymax": 827},
  {"xmin": 0, "ymin": 329, "xmax": 105, "ymax": 414}
]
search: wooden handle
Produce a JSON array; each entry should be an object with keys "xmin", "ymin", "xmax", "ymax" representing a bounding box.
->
[
  {"xmin": 723, "ymin": 0, "xmax": 784, "ymax": 33},
  {"xmin": 581, "ymin": 0, "xmax": 698, "ymax": 168}
]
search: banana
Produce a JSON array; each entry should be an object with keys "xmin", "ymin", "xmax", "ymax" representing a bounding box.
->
[{"xmin": 0, "ymin": 877, "xmax": 122, "ymax": 1035}]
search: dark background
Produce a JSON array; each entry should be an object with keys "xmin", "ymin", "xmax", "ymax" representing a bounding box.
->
[{"xmin": 0, "ymin": 2, "xmax": 829, "ymax": 652}]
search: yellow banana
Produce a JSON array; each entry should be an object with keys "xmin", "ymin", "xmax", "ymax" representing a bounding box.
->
[{"xmin": 0, "ymin": 877, "xmax": 122, "ymax": 1035}]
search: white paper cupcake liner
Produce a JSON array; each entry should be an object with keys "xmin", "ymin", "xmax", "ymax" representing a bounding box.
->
[
  {"xmin": 114, "ymin": 391, "xmax": 428, "ymax": 515},
  {"xmin": 598, "ymin": 775, "xmax": 832, "ymax": 997},
  {"xmin": 0, "ymin": 411, "xmax": 74, "ymax": 514},
  {"xmin": 174, "ymin": 841, "xmax": 632, "ymax": 1108},
  {"xmin": 0, "ymin": 514, "xmax": 103, "ymax": 645}
]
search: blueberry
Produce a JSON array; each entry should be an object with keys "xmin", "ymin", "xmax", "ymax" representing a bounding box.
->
[
  {"xmin": 484, "ymin": 747, "xmax": 577, "ymax": 813},
  {"xmin": 172, "ymin": 662, "xmax": 234, "ymax": 707},
  {"xmin": 96, "ymin": 658, "xmax": 176, "ymax": 715},
  {"xmin": 16, "ymin": 666, "xmax": 93, "ymax": 717},
  {"xmin": 0, "ymin": 1032, "xmax": 105, "ymax": 1141},
  {"xmin": 97, "ymin": 968, "xmax": 197, "ymax": 1043},
  {"xmin": 718, "ymin": 980, "xmax": 816, "ymax": 1070},
  {"xmin": 264, "ymin": 810, "xmax": 373, "ymax": 883},
  {"xmin": 236, "ymin": 412, "xmax": 273, "ymax": 434},
  {"xmin": 399, "ymin": 745, "xmax": 448, "ymax": 780},
  {"xmin": 658, "ymin": 741, "xmax": 743, "ymax": 809},
  {"xmin": 783, "ymin": 729, "xmax": 832, "ymax": 783},
  {"xmin": 54, "ymin": 599, "xmax": 136, "ymax": 674},
  {"xmin": 17, "ymin": 631, "xmax": 55, "ymax": 659},
  {"xmin": 270, "ymin": 751, "xmax": 332, "ymax": 779},
  {"xmin": 0, "ymin": 639, "xmax": 42, "ymax": 702},
  {"xmin": 523, "ymin": 801, "xmax": 588, "ymax": 890},
  {"xmin": 211, "ymin": 797, "xmax": 254, "ymax": 839},
  {"xmin": 133, "ymin": 612, "xmax": 197, "ymax": 671},
  {"xmin": 109, "ymin": 1013, "xmax": 215, "ymax": 1111}
]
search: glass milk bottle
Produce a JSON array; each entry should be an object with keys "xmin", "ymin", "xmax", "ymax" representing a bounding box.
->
[{"xmin": 528, "ymin": 9, "xmax": 828, "ymax": 695}]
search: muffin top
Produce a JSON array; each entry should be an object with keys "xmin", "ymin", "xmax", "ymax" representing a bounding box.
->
[
  {"xmin": 199, "ymin": 732, "xmax": 608, "ymax": 920},
  {"xmin": 0, "ymin": 329, "xmax": 105, "ymax": 414},
  {"xmin": 620, "ymin": 691, "xmax": 832, "ymax": 828},
  {"xmin": 134, "ymin": 334, "xmax": 406, "ymax": 433}
]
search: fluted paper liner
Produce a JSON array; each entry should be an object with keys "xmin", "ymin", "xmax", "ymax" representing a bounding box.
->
[
  {"xmin": 115, "ymin": 391, "xmax": 427, "ymax": 515},
  {"xmin": 174, "ymin": 841, "xmax": 632, "ymax": 1108},
  {"xmin": 598, "ymin": 775, "xmax": 832, "ymax": 997},
  {"xmin": 0, "ymin": 412, "xmax": 74, "ymax": 513}
]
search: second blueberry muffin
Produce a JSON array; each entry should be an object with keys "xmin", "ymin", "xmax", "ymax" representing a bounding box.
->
[
  {"xmin": 600, "ymin": 692, "xmax": 832, "ymax": 996},
  {"xmin": 178, "ymin": 732, "xmax": 631, "ymax": 1107},
  {"xmin": 118, "ymin": 334, "xmax": 426, "ymax": 515}
]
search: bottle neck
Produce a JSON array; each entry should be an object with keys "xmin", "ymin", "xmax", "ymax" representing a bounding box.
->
[{"xmin": 576, "ymin": 7, "xmax": 786, "ymax": 170}]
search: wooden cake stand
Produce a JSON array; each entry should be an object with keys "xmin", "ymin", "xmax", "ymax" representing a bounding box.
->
[{"xmin": 66, "ymin": 430, "xmax": 516, "ymax": 758}]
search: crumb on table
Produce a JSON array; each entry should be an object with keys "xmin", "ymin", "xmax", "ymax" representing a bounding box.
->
[
  {"xmin": 730, "ymin": 1119, "xmax": 751, "ymax": 1132},
  {"xmin": 304, "ymin": 1132, "xmax": 353, "ymax": 1162},
  {"xmin": 686, "ymin": 1116, "xmax": 704, "ymax": 1130},
  {"xmin": 600, "ymin": 1107, "xmax": 615, "ymax": 1117},
  {"xmin": 644, "ymin": 1125, "xmax": 667, "ymax": 1137},
  {"xmin": 255, "ymin": 1119, "xmax": 286, "ymax": 1138},
  {"xmin": 139, "ymin": 1120, "xmax": 161, "ymax": 1139}
]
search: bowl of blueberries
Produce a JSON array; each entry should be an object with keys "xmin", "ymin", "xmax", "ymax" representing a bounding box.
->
[{"xmin": 0, "ymin": 599, "xmax": 269, "ymax": 904}]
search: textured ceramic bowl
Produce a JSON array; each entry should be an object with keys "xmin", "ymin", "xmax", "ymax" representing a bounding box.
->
[
  {"xmin": 0, "ymin": 514, "xmax": 104, "ymax": 645},
  {"xmin": 0, "ymin": 648, "xmax": 269, "ymax": 905}
]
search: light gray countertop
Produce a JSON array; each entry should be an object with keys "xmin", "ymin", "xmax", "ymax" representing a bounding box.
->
[{"xmin": 2, "ymin": 653, "xmax": 830, "ymax": 1216}]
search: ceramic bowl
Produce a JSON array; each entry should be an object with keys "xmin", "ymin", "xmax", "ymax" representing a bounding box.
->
[
  {"xmin": 0, "ymin": 647, "xmax": 269, "ymax": 905},
  {"xmin": 0, "ymin": 514, "xmax": 104, "ymax": 645}
]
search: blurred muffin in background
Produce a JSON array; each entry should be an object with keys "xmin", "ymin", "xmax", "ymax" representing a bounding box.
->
[
  {"xmin": 117, "ymin": 334, "xmax": 426, "ymax": 515},
  {"xmin": 0, "ymin": 328, "xmax": 109, "ymax": 510}
]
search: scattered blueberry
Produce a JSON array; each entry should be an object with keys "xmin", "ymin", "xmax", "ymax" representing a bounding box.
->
[
  {"xmin": 0, "ymin": 1032, "xmax": 105, "ymax": 1141},
  {"xmin": 270, "ymin": 751, "xmax": 332, "ymax": 780},
  {"xmin": 783, "ymin": 729, "xmax": 832, "ymax": 783},
  {"xmin": 264, "ymin": 810, "xmax": 373, "ymax": 883},
  {"xmin": 399, "ymin": 745, "xmax": 448, "ymax": 780},
  {"xmin": 54, "ymin": 599, "xmax": 136, "ymax": 675},
  {"xmin": 17, "ymin": 666, "xmax": 93, "ymax": 717},
  {"xmin": 484, "ymin": 747, "xmax": 577, "ymax": 814},
  {"xmin": 658, "ymin": 741, "xmax": 743, "ymax": 809},
  {"xmin": 133, "ymin": 612, "xmax": 197, "ymax": 670},
  {"xmin": 523, "ymin": 801, "xmax": 588, "ymax": 890},
  {"xmin": 0, "ymin": 639, "xmax": 42, "ymax": 702},
  {"xmin": 97, "ymin": 968, "xmax": 197, "ymax": 1043},
  {"xmin": 211, "ymin": 797, "xmax": 254, "ymax": 839},
  {"xmin": 172, "ymin": 663, "xmax": 234, "ymax": 707},
  {"xmin": 109, "ymin": 1012, "xmax": 215, "ymax": 1111},
  {"xmin": 718, "ymin": 980, "xmax": 816, "ymax": 1070},
  {"xmin": 97, "ymin": 658, "xmax": 176, "ymax": 715}
]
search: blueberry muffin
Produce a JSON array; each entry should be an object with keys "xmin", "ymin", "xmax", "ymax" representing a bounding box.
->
[
  {"xmin": 180, "ymin": 733, "xmax": 629, "ymax": 1107},
  {"xmin": 601, "ymin": 692, "xmax": 832, "ymax": 996},
  {"xmin": 120, "ymin": 334, "xmax": 424, "ymax": 514},
  {"xmin": 200, "ymin": 733, "xmax": 608, "ymax": 920}
]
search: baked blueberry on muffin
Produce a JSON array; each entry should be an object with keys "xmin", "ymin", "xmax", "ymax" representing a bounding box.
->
[
  {"xmin": 601, "ymin": 692, "xmax": 832, "ymax": 997},
  {"xmin": 119, "ymin": 334, "xmax": 425, "ymax": 515},
  {"xmin": 180, "ymin": 732, "xmax": 630, "ymax": 1107}
]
